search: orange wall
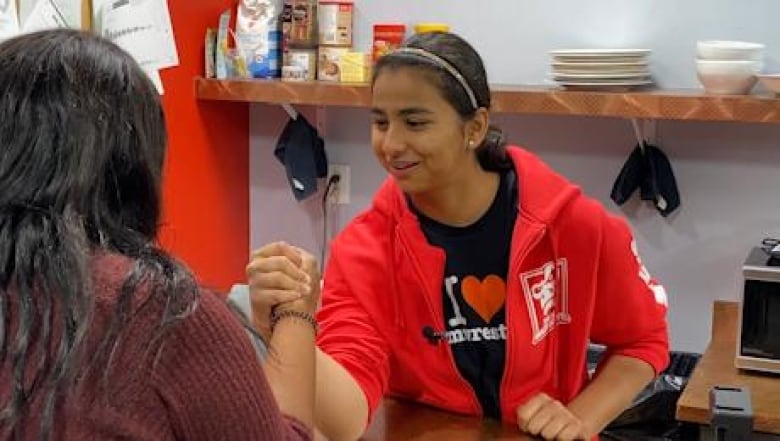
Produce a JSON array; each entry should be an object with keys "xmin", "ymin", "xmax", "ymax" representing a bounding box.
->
[{"xmin": 158, "ymin": 0, "xmax": 249, "ymax": 293}]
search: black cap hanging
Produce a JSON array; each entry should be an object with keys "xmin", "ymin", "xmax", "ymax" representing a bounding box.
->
[{"xmin": 274, "ymin": 114, "xmax": 328, "ymax": 201}]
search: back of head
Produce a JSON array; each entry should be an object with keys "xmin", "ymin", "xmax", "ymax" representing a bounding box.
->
[
  {"xmin": 0, "ymin": 29, "xmax": 196, "ymax": 440},
  {"xmin": 373, "ymin": 32, "xmax": 510, "ymax": 171},
  {"xmin": 0, "ymin": 28, "xmax": 165, "ymax": 242}
]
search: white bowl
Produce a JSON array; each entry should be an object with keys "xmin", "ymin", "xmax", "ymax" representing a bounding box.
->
[
  {"xmin": 697, "ymin": 40, "xmax": 764, "ymax": 61},
  {"xmin": 757, "ymin": 74, "xmax": 780, "ymax": 96},
  {"xmin": 696, "ymin": 59, "xmax": 761, "ymax": 94}
]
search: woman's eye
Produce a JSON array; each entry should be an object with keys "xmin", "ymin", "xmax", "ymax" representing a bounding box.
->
[
  {"xmin": 406, "ymin": 120, "xmax": 429, "ymax": 129},
  {"xmin": 372, "ymin": 120, "xmax": 388, "ymax": 129}
]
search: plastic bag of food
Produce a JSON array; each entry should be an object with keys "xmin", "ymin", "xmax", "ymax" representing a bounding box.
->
[{"xmin": 236, "ymin": 0, "xmax": 282, "ymax": 79}]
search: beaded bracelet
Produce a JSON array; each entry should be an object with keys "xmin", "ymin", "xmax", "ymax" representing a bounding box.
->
[{"xmin": 270, "ymin": 310, "xmax": 319, "ymax": 335}]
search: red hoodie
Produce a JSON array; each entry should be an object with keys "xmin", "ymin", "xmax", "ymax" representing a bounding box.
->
[{"xmin": 317, "ymin": 146, "xmax": 669, "ymax": 424}]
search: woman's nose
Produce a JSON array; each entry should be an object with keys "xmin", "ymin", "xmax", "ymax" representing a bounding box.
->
[{"xmin": 380, "ymin": 125, "xmax": 405, "ymax": 154}]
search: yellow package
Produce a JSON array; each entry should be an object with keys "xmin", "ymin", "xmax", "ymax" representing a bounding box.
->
[
  {"xmin": 339, "ymin": 52, "xmax": 370, "ymax": 83},
  {"xmin": 414, "ymin": 23, "xmax": 450, "ymax": 34}
]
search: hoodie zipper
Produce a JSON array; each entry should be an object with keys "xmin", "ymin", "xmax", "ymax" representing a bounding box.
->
[
  {"xmin": 500, "ymin": 219, "xmax": 547, "ymax": 420},
  {"xmin": 396, "ymin": 226, "xmax": 482, "ymax": 415}
]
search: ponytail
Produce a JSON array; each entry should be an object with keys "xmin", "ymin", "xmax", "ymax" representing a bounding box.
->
[{"xmin": 476, "ymin": 125, "xmax": 511, "ymax": 171}]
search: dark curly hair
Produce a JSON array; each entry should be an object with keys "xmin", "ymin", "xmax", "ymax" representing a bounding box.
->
[{"xmin": 0, "ymin": 29, "xmax": 198, "ymax": 440}]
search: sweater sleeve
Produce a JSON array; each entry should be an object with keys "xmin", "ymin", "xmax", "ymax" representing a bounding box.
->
[
  {"xmin": 152, "ymin": 290, "xmax": 312, "ymax": 441},
  {"xmin": 316, "ymin": 251, "xmax": 391, "ymax": 424},
  {"xmin": 590, "ymin": 212, "xmax": 670, "ymax": 375}
]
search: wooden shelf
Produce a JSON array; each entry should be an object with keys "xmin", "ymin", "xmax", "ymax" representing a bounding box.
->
[
  {"xmin": 196, "ymin": 78, "xmax": 371, "ymax": 108},
  {"xmin": 195, "ymin": 77, "xmax": 780, "ymax": 124}
]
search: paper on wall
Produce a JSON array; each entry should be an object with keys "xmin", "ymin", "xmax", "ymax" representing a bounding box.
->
[
  {"xmin": 19, "ymin": 0, "xmax": 81, "ymax": 33},
  {"xmin": 91, "ymin": 0, "xmax": 106, "ymax": 30},
  {"xmin": 143, "ymin": 64, "xmax": 164, "ymax": 94},
  {"xmin": 0, "ymin": 0, "xmax": 20, "ymax": 41},
  {"xmin": 95, "ymin": 0, "xmax": 177, "ymax": 95},
  {"xmin": 98, "ymin": 0, "xmax": 178, "ymax": 71}
]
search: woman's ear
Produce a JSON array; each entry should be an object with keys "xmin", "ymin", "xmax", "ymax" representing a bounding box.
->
[{"xmin": 464, "ymin": 107, "xmax": 490, "ymax": 150}]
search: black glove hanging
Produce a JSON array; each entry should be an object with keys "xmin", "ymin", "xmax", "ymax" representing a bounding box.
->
[
  {"xmin": 610, "ymin": 144, "xmax": 645, "ymax": 205},
  {"xmin": 643, "ymin": 143, "xmax": 680, "ymax": 217},
  {"xmin": 611, "ymin": 142, "xmax": 680, "ymax": 217},
  {"xmin": 274, "ymin": 115, "xmax": 328, "ymax": 201}
]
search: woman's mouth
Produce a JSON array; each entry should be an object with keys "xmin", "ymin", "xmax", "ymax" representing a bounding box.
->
[
  {"xmin": 388, "ymin": 160, "xmax": 420, "ymax": 178},
  {"xmin": 391, "ymin": 161, "xmax": 418, "ymax": 170}
]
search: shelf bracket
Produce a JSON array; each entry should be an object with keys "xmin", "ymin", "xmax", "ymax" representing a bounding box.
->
[
  {"xmin": 281, "ymin": 103, "xmax": 298, "ymax": 120},
  {"xmin": 279, "ymin": 103, "xmax": 326, "ymax": 137},
  {"xmin": 630, "ymin": 118, "xmax": 646, "ymax": 150},
  {"xmin": 630, "ymin": 118, "xmax": 659, "ymax": 149}
]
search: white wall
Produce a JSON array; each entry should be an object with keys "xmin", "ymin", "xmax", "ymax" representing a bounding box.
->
[{"xmin": 250, "ymin": 0, "xmax": 780, "ymax": 353}]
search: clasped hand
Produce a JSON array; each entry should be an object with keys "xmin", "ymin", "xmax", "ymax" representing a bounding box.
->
[{"xmin": 245, "ymin": 242, "xmax": 321, "ymax": 340}]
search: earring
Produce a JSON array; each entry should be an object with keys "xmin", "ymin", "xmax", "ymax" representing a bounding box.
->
[{"xmin": 468, "ymin": 140, "xmax": 475, "ymax": 148}]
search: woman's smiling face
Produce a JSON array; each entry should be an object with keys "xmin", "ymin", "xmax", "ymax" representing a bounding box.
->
[{"xmin": 371, "ymin": 67, "xmax": 476, "ymax": 195}]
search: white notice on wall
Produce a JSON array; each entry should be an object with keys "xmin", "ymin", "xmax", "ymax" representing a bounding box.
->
[
  {"xmin": 143, "ymin": 65, "xmax": 164, "ymax": 95},
  {"xmin": 99, "ymin": 0, "xmax": 179, "ymax": 71},
  {"xmin": 19, "ymin": 0, "xmax": 81, "ymax": 33},
  {"xmin": 0, "ymin": 0, "xmax": 20, "ymax": 41}
]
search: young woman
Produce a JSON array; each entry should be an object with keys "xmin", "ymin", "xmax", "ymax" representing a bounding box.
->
[
  {"xmin": 249, "ymin": 32, "xmax": 669, "ymax": 441},
  {"xmin": 0, "ymin": 29, "xmax": 317, "ymax": 440}
]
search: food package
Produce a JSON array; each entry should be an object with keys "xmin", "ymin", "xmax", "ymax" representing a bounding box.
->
[{"xmin": 236, "ymin": 0, "xmax": 282, "ymax": 78}]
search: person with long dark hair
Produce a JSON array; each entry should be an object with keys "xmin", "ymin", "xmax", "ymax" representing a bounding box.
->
[
  {"xmin": 250, "ymin": 32, "xmax": 669, "ymax": 440},
  {"xmin": 0, "ymin": 29, "xmax": 317, "ymax": 440}
]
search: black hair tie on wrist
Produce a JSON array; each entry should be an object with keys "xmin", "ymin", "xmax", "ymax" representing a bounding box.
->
[{"xmin": 270, "ymin": 310, "xmax": 319, "ymax": 335}]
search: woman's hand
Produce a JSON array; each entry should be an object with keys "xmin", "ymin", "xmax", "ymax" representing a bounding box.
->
[
  {"xmin": 246, "ymin": 242, "xmax": 320, "ymax": 340},
  {"xmin": 516, "ymin": 393, "xmax": 590, "ymax": 441},
  {"xmin": 286, "ymin": 245, "xmax": 321, "ymax": 313}
]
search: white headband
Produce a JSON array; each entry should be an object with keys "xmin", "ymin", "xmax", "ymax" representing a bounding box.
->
[{"xmin": 392, "ymin": 47, "xmax": 479, "ymax": 110}]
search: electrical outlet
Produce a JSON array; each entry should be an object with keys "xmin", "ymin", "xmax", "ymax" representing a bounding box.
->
[{"xmin": 327, "ymin": 164, "xmax": 350, "ymax": 204}]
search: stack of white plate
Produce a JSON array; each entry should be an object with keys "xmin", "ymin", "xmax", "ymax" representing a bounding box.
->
[{"xmin": 549, "ymin": 49, "xmax": 653, "ymax": 90}]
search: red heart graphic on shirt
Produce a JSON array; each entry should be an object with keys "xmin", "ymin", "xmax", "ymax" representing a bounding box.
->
[{"xmin": 461, "ymin": 275, "xmax": 506, "ymax": 323}]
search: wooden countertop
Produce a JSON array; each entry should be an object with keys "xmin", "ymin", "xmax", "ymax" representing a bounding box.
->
[
  {"xmin": 360, "ymin": 398, "xmax": 532, "ymax": 441},
  {"xmin": 676, "ymin": 301, "xmax": 780, "ymax": 434}
]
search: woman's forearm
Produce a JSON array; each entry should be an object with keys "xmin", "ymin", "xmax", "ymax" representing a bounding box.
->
[
  {"xmin": 566, "ymin": 354, "xmax": 656, "ymax": 436},
  {"xmin": 314, "ymin": 348, "xmax": 369, "ymax": 441},
  {"xmin": 263, "ymin": 316, "xmax": 317, "ymax": 429}
]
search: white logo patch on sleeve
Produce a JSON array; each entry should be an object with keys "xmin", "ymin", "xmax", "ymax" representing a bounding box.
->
[
  {"xmin": 630, "ymin": 240, "xmax": 668, "ymax": 307},
  {"xmin": 520, "ymin": 259, "xmax": 570, "ymax": 345}
]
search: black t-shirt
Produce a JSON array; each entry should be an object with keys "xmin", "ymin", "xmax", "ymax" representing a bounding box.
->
[{"xmin": 412, "ymin": 170, "xmax": 518, "ymax": 419}]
